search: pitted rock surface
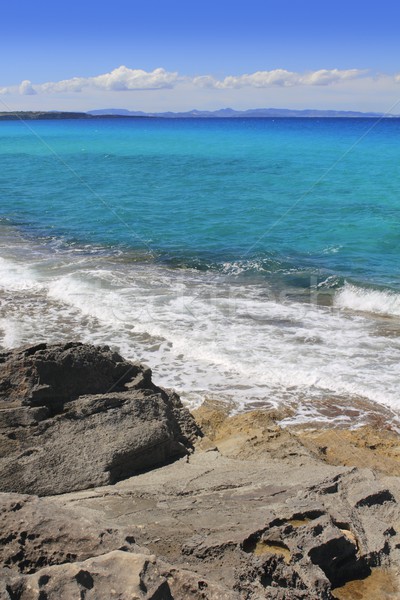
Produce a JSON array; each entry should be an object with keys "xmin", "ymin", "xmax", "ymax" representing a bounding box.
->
[{"xmin": 0, "ymin": 343, "xmax": 200, "ymax": 495}]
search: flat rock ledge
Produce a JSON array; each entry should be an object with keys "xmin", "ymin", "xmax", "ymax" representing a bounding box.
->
[{"xmin": 0, "ymin": 342, "xmax": 200, "ymax": 496}]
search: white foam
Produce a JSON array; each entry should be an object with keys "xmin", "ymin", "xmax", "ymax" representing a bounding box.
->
[
  {"xmin": 1, "ymin": 248, "xmax": 400, "ymax": 425},
  {"xmin": 0, "ymin": 317, "xmax": 24, "ymax": 349},
  {"xmin": 47, "ymin": 274, "xmax": 126, "ymax": 326},
  {"xmin": 0, "ymin": 257, "xmax": 42, "ymax": 291},
  {"xmin": 335, "ymin": 283, "xmax": 400, "ymax": 317},
  {"xmin": 42, "ymin": 267, "xmax": 400, "ymax": 413}
]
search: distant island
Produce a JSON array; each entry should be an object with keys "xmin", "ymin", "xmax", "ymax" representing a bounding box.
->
[
  {"xmin": 0, "ymin": 107, "xmax": 398, "ymax": 120},
  {"xmin": 0, "ymin": 111, "xmax": 93, "ymax": 121}
]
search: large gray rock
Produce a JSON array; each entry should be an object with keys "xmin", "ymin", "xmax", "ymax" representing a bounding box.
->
[
  {"xmin": 0, "ymin": 342, "xmax": 149, "ymax": 411},
  {"xmin": 0, "ymin": 343, "xmax": 200, "ymax": 495},
  {"xmin": 2, "ymin": 346, "xmax": 400, "ymax": 598},
  {"xmin": 63, "ymin": 449, "xmax": 399, "ymax": 600}
]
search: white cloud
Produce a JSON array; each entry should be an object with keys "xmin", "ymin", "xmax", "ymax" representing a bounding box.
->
[
  {"xmin": 0, "ymin": 66, "xmax": 180, "ymax": 95},
  {"xmin": 90, "ymin": 66, "xmax": 179, "ymax": 91},
  {"xmin": 40, "ymin": 77, "xmax": 87, "ymax": 94},
  {"xmin": 19, "ymin": 80, "xmax": 37, "ymax": 95},
  {"xmin": 0, "ymin": 67, "xmax": 385, "ymax": 101},
  {"xmin": 300, "ymin": 69, "xmax": 366, "ymax": 86},
  {"xmin": 194, "ymin": 68, "xmax": 367, "ymax": 89}
]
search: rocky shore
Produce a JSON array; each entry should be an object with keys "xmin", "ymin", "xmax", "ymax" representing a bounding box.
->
[{"xmin": 1, "ymin": 343, "xmax": 399, "ymax": 599}]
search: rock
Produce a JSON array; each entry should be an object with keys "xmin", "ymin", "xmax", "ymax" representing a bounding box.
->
[
  {"xmin": 296, "ymin": 426, "xmax": 400, "ymax": 477},
  {"xmin": 233, "ymin": 494, "xmax": 397, "ymax": 598},
  {"xmin": 5, "ymin": 551, "xmax": 169, "ymax": 600},
  {"xmin": 162, "ymin": 565, "xmax": 238, "ymax": 600},
  {"xmin": 56, "ymin": 426, "xmax": 400, "ymax": 599},
  {"xmin": 0, "ymin": 491, "xmax": 237, "ymax": 599},
  {"xmin": 331, "ymin": 566, "xmax": 400, "ymax": 600},
  {"xmin": 0, "ymin": 342, "xmax": 149, "ymax": 411},
  {"xmin": 3, "ymin": 551, "xmax": 236, "ymax": 600},
  {"xmin": 0, "ymin": 492, "xmax": 143, "ymax": 574},
  {"xmin": 192, "ymin": 402, "xmax": 308, "ymax": 461},
  {"xmin": 1, "ymin": 363, "xmax": 400, "ymax": 598},
  {"xmin": 0, "ymin": 343, "xmax": 200, "ymax": 495}
]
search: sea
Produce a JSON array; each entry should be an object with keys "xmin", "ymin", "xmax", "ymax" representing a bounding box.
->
[{"xmin": 1, "ymin": 117, "xmax": 399, "ymax": 428}]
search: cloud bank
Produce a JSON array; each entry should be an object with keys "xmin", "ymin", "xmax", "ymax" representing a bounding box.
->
[
  {"xmin": 0, "ymin": 66, "xmax": 180, "ymax": 95},
  {"xmin": 0, "ymin": 66, "xmax": 375, "ymax": 96},
  {"xmin": 193, "ymin": 69, "xmax": 367, "ymax": 89}
]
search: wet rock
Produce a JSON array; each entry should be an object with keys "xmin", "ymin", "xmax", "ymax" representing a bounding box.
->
[
  {"xmin": 193, "ymin": 401, "xmax": 306, "ymax": 461},
  {"xmin": 296, "ymin": 426, "xmax": 400, "ymax": 477}
]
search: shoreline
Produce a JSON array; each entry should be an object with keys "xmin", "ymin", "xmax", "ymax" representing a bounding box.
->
[
  {"xmin": 1, "ymin": 226, "xmax": 400, "ymax": 430},
  {"xmin": 194, "ymin": 398, "xmax": 400, "ymax": 478}
]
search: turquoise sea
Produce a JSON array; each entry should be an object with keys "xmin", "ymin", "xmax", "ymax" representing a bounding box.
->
[{"xmin": 1, "ymin": 117, "xmax": 399, "ymax": 426}]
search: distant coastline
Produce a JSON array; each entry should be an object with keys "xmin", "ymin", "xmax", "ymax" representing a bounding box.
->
[
  {"xmin": 0, "ymin": 107, "xmax": 399, "ymax": 120},
  {"xmin": 0, "ymin": 111, "xmax": 147, "ymax": 121}
]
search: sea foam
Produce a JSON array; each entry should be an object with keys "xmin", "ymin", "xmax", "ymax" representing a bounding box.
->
[
  {"xmin": 0, "ymin": 252, "xmax": 399, "ymax": 427},
  {"xmin": 335, "ymin": 283, "xmax": 400, "ymax": 317},
  {"xmin": 0, "ymin": 257, "xmax": 41, "ymax": 292}
]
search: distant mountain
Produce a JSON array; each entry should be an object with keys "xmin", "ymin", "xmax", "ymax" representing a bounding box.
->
[
  {"xmin": 88, "ymin": 107, "xmax": 396, "ymax": 118},
  {"xmin": 88, "ymin": 108, "xmax": 144, "ymax": 116}
]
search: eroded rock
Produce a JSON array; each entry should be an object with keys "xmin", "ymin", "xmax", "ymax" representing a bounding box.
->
[
  {"xmin": 0, "ymin": 343, "xmax": 200, "ymax": 495},
  {"xmin": 0, "ymin": 342, "xmax": 142, "ymax": 410},
  {"xmin": 0, "ymin": 492, "xmax": 142, "ymax": 574},
  {"xmin": 5, "ymin": 551, "xmax": 169, "ymax": 600}
]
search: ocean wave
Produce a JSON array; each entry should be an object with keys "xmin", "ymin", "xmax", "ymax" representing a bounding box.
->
[
  {"xmin": 1, "ymin": 242, "xmax": 400, "ymax": 423},
  {"xmin": 321, "ymin": 244, "xmax": 343, "ymax": 255},
  {"xmin": 171, "ymin": 255, "xmax": 299, "ymax": 278},
  {"xmin": 316, "ymin": 275, "xmax": 344, "ymax": 289},
  {"xmin": 220, "ymin": 258, "xmax": 276, "ymax": 275},
  {"xmin": 0, "ymin": 257, "xmax": 42, "ymax": 292},
  {"xmin": 335, "ymin": 283, "xmax": 400, "ymax": 317}
]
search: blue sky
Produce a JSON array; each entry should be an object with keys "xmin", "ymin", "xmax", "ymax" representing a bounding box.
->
[{"xmin": 1, "ymin": 0, "xmax": 400, "ymax": 112}]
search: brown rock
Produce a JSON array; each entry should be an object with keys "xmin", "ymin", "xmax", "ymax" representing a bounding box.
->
[
  {"xmin": 193, "ymin": 402, "xmax": 307, "ymax": 460},
  {"xmin": 294, "ymin": 426, "xmax": 400, "ymax": 477}
]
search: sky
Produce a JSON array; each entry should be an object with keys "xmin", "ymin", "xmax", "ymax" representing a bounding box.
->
[{"xmin": 1, "ymin": 0, "xmax": 400, "ymax": 113}]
